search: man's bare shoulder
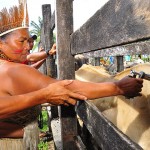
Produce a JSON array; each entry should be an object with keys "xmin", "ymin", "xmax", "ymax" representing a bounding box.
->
[
  {"xmin": 0, "ymin": 62, "xmax": 36, "ymax": 95},
  {"xmin": 0, "ymin": 61, "xmax": 56, "ymax": 91},
  {"xmin": 0, "ymin": 61, "xmax": 52, "ymax": 94},
  {"xmin": 0, "ymin": 61, "xmax": 42, "ymax": 79},
  {"xmin": 0, "ymin": 61, "xmax": 33, "ymax": 72}
]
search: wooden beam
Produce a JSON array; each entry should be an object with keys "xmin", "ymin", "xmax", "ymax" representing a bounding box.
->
[
  {"xmin": 83, "ymin": 40, "xmax": 150, "ymax": 58},
  {"xmin": 51, "ymin": 11, "xmax": 55, "ymax": 30},
  {"xmin": 116, "ymin": 56, "xmax": 124, "ymax": 72},
  {"xmin": 38, "ymin": 24, "xmax": 47, "ymax": 75},
  {"xmin": 71, "ymin": 0, "xmax": 150, "ymax": 54},
  {"xmin": 76, "ymin": 101, "xmax": 143, "ymax": 150},
  {"xmin": 56, "ymin": 0, "xmax": 75, "ymax": 79},
  {"xmin": 42, "ymin": 4, "xmax": 56, "ymax": 77},
  {"xmin": 55, "ymin": 0, "xmax": 77, "ymax": 149}
]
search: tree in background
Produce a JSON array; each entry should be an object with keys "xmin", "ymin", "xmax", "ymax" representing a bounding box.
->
[
  {"xmin": 30, "ymin": 17, "xmax": 43, "ymax": 51},
  {"xmin": 29, "ymin": 16, "xmax": 56, "ymax": 52}
]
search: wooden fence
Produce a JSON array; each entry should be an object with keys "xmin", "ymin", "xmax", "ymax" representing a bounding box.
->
[{"xmin": 40, "ymin": 0, "xmax": 150, "ymax": 149}]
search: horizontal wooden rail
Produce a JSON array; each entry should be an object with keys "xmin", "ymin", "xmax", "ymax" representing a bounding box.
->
[
  {"xmin": 76, "ymin": 101, "xmax": 142, "ymax": 150},
  {"xmin": 83, "ymin": 40, "xmax": 150, "ymax": 57},
  {"xmin": 71, "ymin": 0, "xmax": 150, "ymax": 54}
]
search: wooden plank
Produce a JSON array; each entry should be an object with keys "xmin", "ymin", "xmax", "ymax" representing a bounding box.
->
[
  {"xmin": 76, "ymin": 101, "xmax": 143, "ymax": 150},
  {"xmin": 42, "ymin": 4, "xmax": 56, "ymax": 77},
  {"xmin": 71, "ymin": 0, "xmax": 150, "ymax": 54},
  {"xmin": 56, "ymin": 0, "xmax": 75, "ymax": 79},
  {"xmin": 42, "ymin": 5, "xmax": 58, "ymax": 149},
  {"xmin": 79, "ymin": 124, "xmax": 101, "ymax": 150},
  {"xmin": 94, "ymin": 57, "xmax": 100, "ymax": 66},
  {"xmin": 38, "ymin": 23, "xmax": 47, "ymax": 75},
  {"xmin": 74, "ymin": 136, "xmax": 87, "ymax": 150},
  {"xmin": 83, "ymin": 40, "xmax": 150, "ymax": 58},
  {"xmin": 51, "ymin": 118, "xmax": 62, "ymax": 149},
  {"xmin": 55, "ymin": 0, "xmax": 78, "ymax": 149},
  {"xmin": 116, "ymin": 56, "xmax": 124, "ymax": 72},
  {"xmin": 51, "ymin": 11, "xmax": 55, "ymax": 30}
]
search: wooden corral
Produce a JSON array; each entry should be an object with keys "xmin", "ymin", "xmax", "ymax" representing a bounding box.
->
[{"xmin": 40, "ymin": 0, "xmax": 150, "ymax": 149}]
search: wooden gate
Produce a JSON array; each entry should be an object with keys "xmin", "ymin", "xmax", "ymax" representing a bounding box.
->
[{"xmin": 41, "ymin": 0, "xmax": 150, "ymax": 149}]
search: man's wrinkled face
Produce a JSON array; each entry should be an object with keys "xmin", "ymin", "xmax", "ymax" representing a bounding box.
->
[{"xmin": 0, "ymin": 28, "xmax": 30, "ymax": 62}]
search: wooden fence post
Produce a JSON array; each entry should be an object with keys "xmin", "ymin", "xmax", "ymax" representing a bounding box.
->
[
  {"xmin": 94, "ymin": 57, "xmax": 100, "ymax": 66},
  {"xmin": 39, "ymin": 24, "xmax": 47, "ymax": 75},
  {"xmin": 42, "ymin": 4, "xmax": 56, "ymax": 77},
  {"xmin": 55, "ymin": 0, "xmax": 78, "ymax": 149},
  {"xmin": 116, "ymin": 56, "xmax": 124, "ymax": 72}
]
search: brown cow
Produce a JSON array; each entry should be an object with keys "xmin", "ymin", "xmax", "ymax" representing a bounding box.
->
[{"xmin": 75, "ymin": 63, "xmax": 150, "ymax": 150}]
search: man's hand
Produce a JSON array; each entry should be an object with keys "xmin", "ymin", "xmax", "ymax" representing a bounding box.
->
[
  {"xmin": 49, "ymin": 43, "xmax": 56, "ymax": 56},
  {"xmin": 115, "ymin": 76, "xmax": 143, "ymax": 98},
  {"xmin": 44, "ymin": 80, "xmax": 87, "ymax": 106}
]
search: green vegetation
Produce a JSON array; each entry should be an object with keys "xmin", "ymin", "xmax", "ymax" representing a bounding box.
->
[
  {"xmin": 30, "ymin": 17, "xmax": 56, "ymax": 52},
  {"xmin": 38, "ymin": 141, "xmax": 48, "ymax": 150},
  {"xmin": 30, "ymin": 17, "xmax": 43, "ymax": 51},
  {"xmin": 38, "ymin": 110, "xmax": 49, "ymax": 150}
]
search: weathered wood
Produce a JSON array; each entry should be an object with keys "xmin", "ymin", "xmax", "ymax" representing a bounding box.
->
[
  {"xmin": 74, "ymin": 136, "xmax": 86, "ymax": 150},
  {"xmin": 79, "ymin": 123, "xmax": 101, "ymax": 150},
  {"xmin": 38, "ymin": 24, "xmax": 47, "ymax": 75},
  {"xmin": 56, "ymin": 0, "xmax": 75, "ymax": 79},
  {"xmin": 42, "ymin": 4, "xmax": 56, "ymax": 77},
  {"xmin": 83, "ymin": 40, "xmax": 150, "ymax": 58},
  {"xmin": 51, "ymin": 118, "xmax": 62, "ymax": 149},
  {"xmin": 94, "ymin": 57, "xmax": 100, "ymax": 66},
  {"xmin": 71, "ymin": 0, "xmax": 150, "ymax": 54},
  {"xmin": 116, "ymin": 56, "xmax": 124, "ymax": 72},
  {"xmin": 42, "ymin": 0, "xmax": 149, "ymax": 149},
  {"xmin": 76, "ymin": 101, "xmax": 143, "ymax": 150},
  {"xmin": 51, "ymin": 11, "xmax": 55, "ymax": 30},
  {"xmin": 55, "ymin": 0, "xmax": 77, "ymax": 149},
  {"xmin": 42, "ymin": 5, "xmax": 58, "ymax": 149}
]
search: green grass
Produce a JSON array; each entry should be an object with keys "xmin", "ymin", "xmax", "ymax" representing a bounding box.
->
[
  {"xmin": 38, "ymin": 141, "xmax": 49, "ymax": 150},
  {"xmin": 38, "ymin": 110, "xmax": 49, "ymax": 150}
]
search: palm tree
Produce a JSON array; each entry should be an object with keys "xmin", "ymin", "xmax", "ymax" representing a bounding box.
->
[
  {"xmin": 30, "ymin": 17, "xmax": 43, "ymax": 51},
  {"xmin": 30, "ymin": 16, "xmax": 56, "ymax": 51}
]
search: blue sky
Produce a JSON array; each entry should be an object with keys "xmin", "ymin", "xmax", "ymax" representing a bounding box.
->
[{"xmin": 1, "ymin": 0, "xmax": 109, "ymax": 31}]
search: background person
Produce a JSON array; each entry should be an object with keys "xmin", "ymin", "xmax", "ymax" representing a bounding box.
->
[
  {"xmin": 27, "ymin": 35, "xmax": 56, "ymax": 69},
  {"xmin": 135, "ymin": 54, "xmax": 144, "ymax": 64}
]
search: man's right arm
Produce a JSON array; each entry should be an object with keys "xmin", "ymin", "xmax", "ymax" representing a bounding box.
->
[
  {"xmin": 27, "ymin": 44, "xmax": 56, "ymax": 62},
  {"xmin": 0, "ymin": 80, "xmax": 87, "ymax": 120},
  {"xmin": 30, "ymin": 59, "xmax": 46, "ymax": 69}
]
